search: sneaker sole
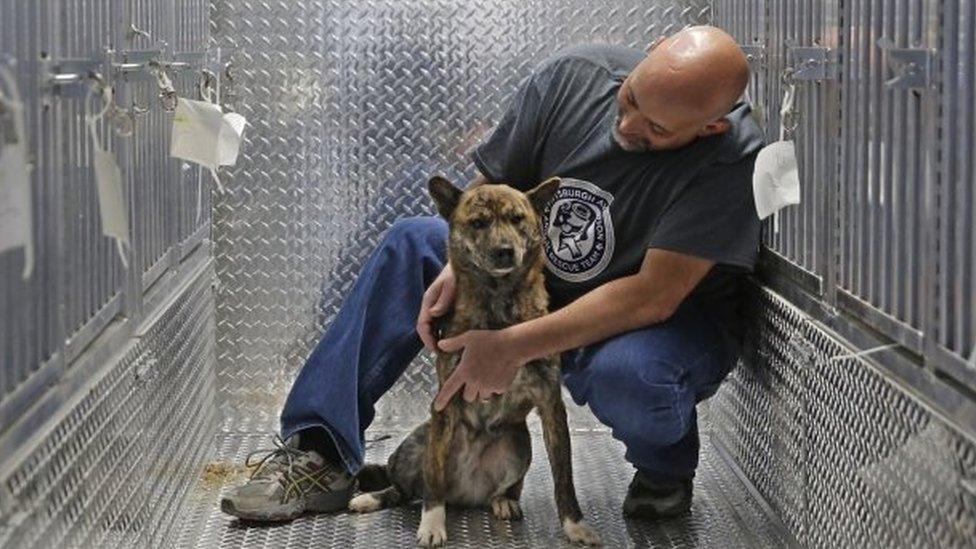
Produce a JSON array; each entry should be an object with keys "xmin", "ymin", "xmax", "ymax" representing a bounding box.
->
[
  {"xmin": 220, "ymin": 484, "xmax": 354, "ymax": 521},
  {"xmin": 306, "ymin": 483, "xmax": 356, "ymax": 513}
]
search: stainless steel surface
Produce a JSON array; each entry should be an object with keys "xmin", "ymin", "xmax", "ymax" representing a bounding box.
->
[
  {"xmin": 1, "ymin": 0, "xmax": 974, "ymax": 548},
  {"xmin": 836, "ymin": 0, "xmax": 933, "ymax": 347},
  {"xmin": 173, "ymin": 423, "xmax": 793, "ymax": 549},
  {"xmin": 56, "ymin": 3, "xmax": 126, "ymax": 352},
  {"xmin": 766, "ymin": 0, "xmax": 836, "ymax": 285},
  {"xmin": 0, "ymin": 2, "xmax": 59, "ymax": 403},
  {"xmin": 715, "ymin": 0, "xmax": 975, "ymax": 421},
  {"xmin": 1, "ymin": 2, "xmax": 216, "ymax": 548},
  {"xmin": 1, "ymin": 0, "xmax": 213, "ymax": 434},
  {"xmin": 935, "ymin": 0, "xmax": 976, "ymax": 380},
  {"xmin": 209, "ymin": 0, "xmax": 714, "ymax": 433},
  {"xmin": 708, "ymin": 283, "xmax": 976, "ymax": 548},
  {"xmin": 0, "ymin": 260, "xmax": 217, "ymax": 549},
  {"xmin": 713, "ymin": 0, "xmax": 837, "ymax": 282}
]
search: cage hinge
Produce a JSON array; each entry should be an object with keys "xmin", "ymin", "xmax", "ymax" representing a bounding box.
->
[
  {"xmin": 42, "ymin": 57, "xmax": 104, "ymax": 97},
  {"xmin": 739, "ymin": 44, "xmax": 766, "ymax": 71},
  {"xmin": 878, "ymin": 39, "xmax": 934, "ymax": 89},
  {"xmin": 788, "ymin": 46, "xmax": 836, "ymax": 81}
]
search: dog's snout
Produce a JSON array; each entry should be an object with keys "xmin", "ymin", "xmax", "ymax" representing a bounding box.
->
[{"xmin": 491, "ymin": 246, "xmax": 515, "ymax": 267}]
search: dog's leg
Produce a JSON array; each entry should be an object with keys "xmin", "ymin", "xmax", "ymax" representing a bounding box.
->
[
  {"xmin": 538, "ymin": 389, "xmax": 602, "ymax": 546},
  {"xmin": 504, "ymin": 478, "xmax": 524, "ymax": 501},
  {"xmin": 418, "ymin": 408, "xmax": 454, "ymax": 547},
  {"xmin": 348, "ymin": 485, "xmax": 405, "ymax": 513},
  {"xmin": 491, "ymin": 479, "xmax": 524, "ymax": 521}
]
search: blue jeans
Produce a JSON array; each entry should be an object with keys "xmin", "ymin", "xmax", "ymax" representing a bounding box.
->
[{"xmin": 281, "ymin": 216, "xmax": 737, "ymax": 481}]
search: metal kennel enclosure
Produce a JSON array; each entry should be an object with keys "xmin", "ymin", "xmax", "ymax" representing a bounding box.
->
[{"xmin": 0, "ymin": 0, "xmax": 973, "ymax": 547}]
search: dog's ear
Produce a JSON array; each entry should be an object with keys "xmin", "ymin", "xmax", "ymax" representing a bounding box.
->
[
  {"xmin": 428, "ymin": 176, "xmax": 463, "ymax": 220},
  {"xmin": 526, "ymin": 177, "xmax": 561, "ymax": 216}
]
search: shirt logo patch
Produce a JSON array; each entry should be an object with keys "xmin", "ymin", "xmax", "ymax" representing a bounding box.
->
[{"xmin": 542, "ymin": 178, "xmax": 615, "ymax": 282}]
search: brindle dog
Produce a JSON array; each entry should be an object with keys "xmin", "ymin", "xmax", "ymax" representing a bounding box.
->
[{"xmin": 348, "ymin": 176, "xmax": 601, "ymax": 547}]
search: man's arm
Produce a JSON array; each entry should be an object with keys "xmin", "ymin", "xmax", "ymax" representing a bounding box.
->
[
  {"xmin": 432, "ymin": 247, "xmax": 714, "ymax": 408},
  {"xmin": 507, "ymin": 248, "xmax": 714, "ymax": 361}
]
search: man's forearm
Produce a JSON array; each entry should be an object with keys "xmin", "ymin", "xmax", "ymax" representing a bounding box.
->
[{"xmin": 505, "ymin": 274, "xmax": 672, "ymax": 362}]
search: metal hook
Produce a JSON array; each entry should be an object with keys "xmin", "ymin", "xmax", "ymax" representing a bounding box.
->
[
  {"xmin": 778, "ymin": 68, "xmax": 801, "ymax": 140},
  {"xmin": 199, "ymin": 68, "xmax": 217, "ymax": 102},
  {"xmin": 128, "ymin": 23, "xmax": 152, "ymax": 43},
  {"xmin": 130, "ymin": 98, "xmax": 150, "ymax": 117},
  {"xmin": 85, "ymin": 72, "xmax": 135, "ymax": 138},
  {"xmin": 86, "ymin": 71, "xmax": 114, "ymax": 120},
  {"xmin": 780, "ymin": 67, "xmax": 796, "ymax": 86},
  {"xmin": 148, "ymin": 60, "xmax": 179, "ymax": 112},
  {"xmin": 111, "ymin": 107, "xmax": 135, "ymax": 137},
  {"xmin": 781, "ymin": 110, "xmax": 801, "ymax": 138}
]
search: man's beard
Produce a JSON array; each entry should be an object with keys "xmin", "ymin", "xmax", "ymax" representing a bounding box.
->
[{"xmin": 610, "ymin": 114, "xmax": 650, "ymax": 152}]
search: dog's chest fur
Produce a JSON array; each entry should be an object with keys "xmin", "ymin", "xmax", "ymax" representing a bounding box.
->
[{"xmin": 437, "ymin": 268, "xmax": 558, "ymax": 432}]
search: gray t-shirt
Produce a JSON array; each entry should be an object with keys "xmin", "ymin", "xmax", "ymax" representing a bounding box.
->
[{"xmin": 470, "ymin": 44, "xmax": 765, "ymax": 342}]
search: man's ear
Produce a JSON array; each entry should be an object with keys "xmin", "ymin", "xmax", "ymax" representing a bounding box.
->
[
  {"xmin": 526, "ymin": 177, "xmax": 561, "ymax": 216},
  {"xmin": 428, "ymin": 176, "xmax": 463, "ymax": 220},
  {"xmin": 698, "ymin": 117, "xmax": 731, "ymax": 137}
]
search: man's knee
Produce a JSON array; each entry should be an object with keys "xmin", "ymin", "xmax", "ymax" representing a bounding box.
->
[
  {"xmin": 570, "ymin": 348, "xmax": 695, "ymax": 448},
  {"xmin": 384, "ymin": 216, "xmax": 448, "ymax": 248}
]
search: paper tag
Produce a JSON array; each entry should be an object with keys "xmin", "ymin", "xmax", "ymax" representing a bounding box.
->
[
  {"xmin": 752, "ymin": 140, "xmax": 801, "ymax": 220},
  {"xmin": 0, "ymin": 139, "xmax": 33, "ymax": 277},
  {"xmin": 170, "ymin": 97, "xmax": 225, "ymax": 168},
  {"xmin": 0, "ymin": 70, "xmax": 33, "ymax": 279},
  {"xmin": 217, "ymin": 111, "xmax": 246, "ymax": 166},
  {"xmin": 93, "ymin": 147, "xmax": 130, "ymax": 268},
  {"xmin": 171, "ymin": 98, "xmax": 246, "ymax": 194}
]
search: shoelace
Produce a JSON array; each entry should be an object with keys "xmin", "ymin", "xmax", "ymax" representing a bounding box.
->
[{"xmin": 244, "ymin": 435, "xmax": 337, "ymax": 503}]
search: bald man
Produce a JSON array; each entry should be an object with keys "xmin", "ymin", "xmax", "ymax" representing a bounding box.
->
[{"xmin": 223, "ymin": 26, "xmax": 763, "ymax": 524}]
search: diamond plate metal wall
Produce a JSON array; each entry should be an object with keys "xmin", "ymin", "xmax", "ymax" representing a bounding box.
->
[
  {"xmin": 0, "ymin": 261, "xmax": 217, "ymax": 549},
  {"xmin": 706, "ymin": 284, "xmax": 976, "ymax": 548},
  {"xmin": 209, "ymin": 0, "xmax": 714, "ymax": 433}
]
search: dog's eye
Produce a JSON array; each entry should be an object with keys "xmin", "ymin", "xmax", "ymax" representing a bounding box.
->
[
  {"xmin": 510, "ymin": 213, "xmax": 525, "ymax": 224},
  {"xmin": 469, "ymin": 218, "xmax": 489, "ymax": 230}
]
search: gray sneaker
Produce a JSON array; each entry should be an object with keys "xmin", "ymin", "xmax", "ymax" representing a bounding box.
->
[{"xmin": 220, "ymin": 435, "xmax": 354, "ymax": 521}]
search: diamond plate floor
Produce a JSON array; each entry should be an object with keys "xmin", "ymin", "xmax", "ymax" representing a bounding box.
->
[{"xmin": 174, "ymin": 411, "xmax": 792, "ymax": 548}]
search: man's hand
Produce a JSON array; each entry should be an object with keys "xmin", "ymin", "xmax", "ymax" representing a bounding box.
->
[
  {"xmin": 432, "ymin": 329, "xmax": 524, "ymax": 411},
  {"xmin": 417, "ymin": 263, "xmax": 456, "ymax": 350}
]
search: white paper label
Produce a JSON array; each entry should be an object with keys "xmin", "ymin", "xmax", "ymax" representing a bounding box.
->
[
  {"xmin": 170, "ymin": 98, "xmax": 246, "ymax": 194},
  {"xmin": 0, "ymin": 139, "xmax": 32, "ymax": 277},
  {"xmin": 752, "ymin": 140, "xmax": 801, "ymax": 220},
  {"xmin": 170, "ymin": 97, "xmax": 225, "ymax": 168},
  {"xmin": 217, "ymin": 112, "xmax": 246, "ymax": 167},
  {"xmin": 93, "ymin": 147, "xmax": 130, "ymax": 268}
]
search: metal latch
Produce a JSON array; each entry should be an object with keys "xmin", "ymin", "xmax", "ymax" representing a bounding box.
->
[
  {"xmin": 113, "ymin": 49, "xmax": 164, "ymax": 81},
  {"xmin": 739, "ymin": 44, "xmax": 765, "ymax": 70},
  {"xmin": 877, "ymin": 38, "xmax": 933, "ymax": 89},
  {"xmin": 167, "ymin": 51, "xmax": 208, "ymax": 73},
  {"xmin": 42, "ymin": 57, "xmax": 103, "ymax": 97},
  {"xmin": 788, "ymin": 46, "xmax": 836, "ymax": 81}
]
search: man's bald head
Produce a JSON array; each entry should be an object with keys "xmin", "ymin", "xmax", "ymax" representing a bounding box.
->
[{"xmin": 613, "ymin": 26, "xmax": 750, "ymax": 152}]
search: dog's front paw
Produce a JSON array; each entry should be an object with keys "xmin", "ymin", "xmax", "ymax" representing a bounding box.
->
[
  {"xmin": 348, "ymin": 492, "xmax": 382, "ymax": 513},
  {"xmin": 417, "ymin": 505, "xmax": 447, "ymax": 547},
  {"xmin": 490, "ymin": 496, "xmax": 523, "ymax": 520},
  {"xmin": 562, "ymin": 518, "xmax": 602, "ymax": 546}
]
